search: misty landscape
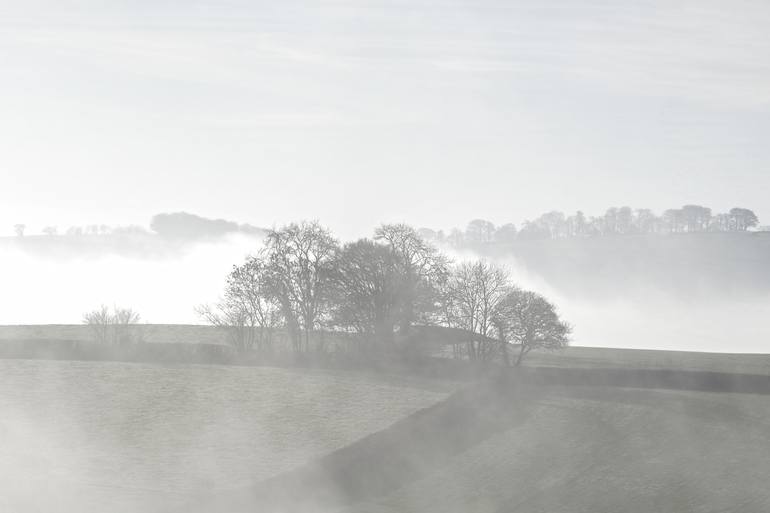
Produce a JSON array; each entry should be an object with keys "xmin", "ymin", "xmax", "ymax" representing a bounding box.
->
[{"xmin": 3, "ymin": 1, "xmax": 770, "ymax": 512}]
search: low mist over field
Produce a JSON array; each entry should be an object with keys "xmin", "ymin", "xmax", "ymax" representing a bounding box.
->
[
  {"xmin": 0, "ymin": 232, "xmax": 257, "ymax": 325},
  {"xmin": 3, "ymin": 214, "xmax": 770, "ymax": 353}
]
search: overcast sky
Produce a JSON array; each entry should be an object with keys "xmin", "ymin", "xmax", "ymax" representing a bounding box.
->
[{"xmin": 2, "ymin": 0, "xmax": 769, "ymax": 239}]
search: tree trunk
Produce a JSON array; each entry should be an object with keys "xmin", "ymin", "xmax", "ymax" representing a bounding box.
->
[
  {"xmin": 514, "ymin": 344, "xmax": 527, "ymax": 366},
  {"xmin": 501, "ymin": 339, "xmax": 510, "ymax": 366}
]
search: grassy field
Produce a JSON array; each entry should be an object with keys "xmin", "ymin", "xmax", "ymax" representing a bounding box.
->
[
  {"xmin": 0, "ymin": 324, "xmax": 231, "ymax": 345},
  {"xmin": 198, "ymin": 377, "xmax": 770, "ymax": 513},
  {"xmin": 2, "ymin": 324, "xmax": 769, "ymax": 512},
  {"xmin": 343, "ymin": 384, "xmax": 770, "ymax": 513},
  {"xmin": 0, "ymin": 359, "xmax": 459, "ymax": 513},
  {"xmin": 525, "ymin": 345, "xmax": 770, "ymax": 375}
]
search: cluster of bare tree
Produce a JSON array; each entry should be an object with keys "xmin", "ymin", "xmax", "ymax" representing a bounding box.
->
[
  {"xmin": 82, "ymin": 305, "xmax": 143, "ymax": 345},
  {"xmin": 436, "ymin": 261, "xmax": 570, "ymax": 365},
  {"xmin": 201, "ymin": 222, "xmax": 570, "ymax": 366},
  {"xmin": 418, "ymin": 205, "xmax": 761, "ymax": 246}
]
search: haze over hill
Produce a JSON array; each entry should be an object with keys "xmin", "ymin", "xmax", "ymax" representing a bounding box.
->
[
  {"xmin": 2, "ymin": 212, "xmax": 769, "ymax": 353},
  {"xmin": 3, "ymin": 1, "xmax": 770, "ymax": 512}
]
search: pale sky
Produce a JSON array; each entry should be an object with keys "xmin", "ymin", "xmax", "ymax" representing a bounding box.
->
[{"xmin": 2, "ymin": 0, "xmax": 770, "ymax": 239}]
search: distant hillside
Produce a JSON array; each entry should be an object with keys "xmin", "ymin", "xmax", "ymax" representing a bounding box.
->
[{"xmin": 469, "ymin": 232, "xmax": 770, "ymax": 299}]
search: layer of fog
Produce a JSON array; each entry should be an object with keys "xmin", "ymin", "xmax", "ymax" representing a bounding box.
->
[
  {"xmin": 447, "ymin": 246, "xmax": 770, "ymax": 354},
  {"xmin": 0, "ymin": 234, "xmax": 261, "ymax": 326},
  {"xmin": 1, "ymin": 236, "xmax": 769, "ymax": 353}
]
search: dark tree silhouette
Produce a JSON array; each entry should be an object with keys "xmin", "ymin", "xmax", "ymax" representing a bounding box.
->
[
  {"xmin": 495, "ymin": 223, "xmax": 518, "ymax": 244},
  {"xmin": 375, "ymin": 223, "xmax": 449, "ymax": 334},
  {"xmin": 438, "ymin": 203, "xmax": 761, "ymax": 245},
  {"xmin": 729, "ymin": 208, "xmax": 759, "ymax": 231},
  {"xmin": 262, "ymin": 221, "xmax": 338, "ymax": 353},
  {"xmin": 681, "ymin": 205, "xmax": 712, "ymax": 232},
  {"xmin": 328, "ymin": 239, "xmax": 403, "ymax": 347},
  {"xmin": 496, "ymin": 288, "xmax": 570, "ymax": 366},
  {"xmin": 465, "ymin": 219, "xmax": 496, "ymax": 244}
]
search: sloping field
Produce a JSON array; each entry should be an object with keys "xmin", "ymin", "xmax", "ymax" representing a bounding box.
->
[
  {"xmin": 197, "ymin": 372, "xmax": 770, "ymax": 513},
  {"xmin": 0, "ymin": 360, "xmax": 458, "ymax": 513},
  {"xmin": 526, "ymin": 345, "xmax": 770, "ymax": 375},
  {"xmin": 3, "ymin": 327, "xmax": 769, "ymax": 512},
  {"xmin": 0, "ymin": 324, "xmax": 231, "ymax": 345},
  {"xmin": 349, "ymin": 385, "xmax": 770, "ymax": 513}
]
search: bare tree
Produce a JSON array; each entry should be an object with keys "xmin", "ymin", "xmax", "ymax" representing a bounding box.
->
[
  {"xmin": 328, "ymin": 238, "xmax": 402, "ymax": 349},
  {"xmin": 447, "ymin": 260, "xmax": 510, "ymax": 361},
  {"xmin": 375, "ymin": 223, "xmax": 449, "ymax": 335},
  {"xmin": 447, "ymin": 228, "xmax": 465, "ymax": 247},
  {"xmin": 518, "ymin": 220, "xmax": 550, "ymax": 240},
  {"xmin": 729, "ymin": 207, "xmax": 759, "ymax": 231},
  {"xmin": 83, "ymin": 305, "xmax": 142, "ymax": 345},
  {"xmin": 228, "ymin": 256, "xmax": 282, "ymax": 352},
  {"xmin": 417, "ymin": 227, "xmax": 438, "ymax": 242},
  {"xmin": 263, "ymin": 221, "xmax": 339, "ymax": 353},
  {"xmin": 83, "ymin": 305, "xmax": 112, "ymax": 344},
  {"xmin": 634, "ymin": 209, "xmax": 657, "ymax": 234},
  {"xmin": 465, "ymin": 219, "xmax": 496, "ymax": 244},
  {"xmin": 111, "ymin": 307, "xmax": 142, "ymax": 344},
  {"xmin": 13, "ymin": 224, "xmax": 25, "ymax": 237},
  {"xmin": 616, "ymin": 206, "xmax": 634, "ymax": 234},
  {"xmin": 494, "ymin": 223, "xmax": 518, "ymax": 244},
  {"xmin": 537, "ymin": 211, "xmax": 567, "ymax": 238},
  {"xmin": 662, "ymin": 209, "xmax": 684, "ymax": 233},
  {"xmin": 198, "ymin": 255, "xmax": 282, "ymax": 353},
  {"xmin": 681, "ymin": 205, "xmax": 712, "ymax": 232},
  {"xmin": 496, "ymin": 288, "xmax": 570, "ymax": 366}
]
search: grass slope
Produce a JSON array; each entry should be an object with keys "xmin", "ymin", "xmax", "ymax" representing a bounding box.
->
[
  {"xmin": 0, "ymin": 324, "xmax": 231, "ymax": 345},
  {"xmin": 525, "ymin": 345, "xmax": 770, "ymax": 375},
  {"xmin": 194, "ymin": 370, "xmax": 770, "ymax": 513},
  {"xmin": 0, "ymin": 360, "xmax": 458, "ymax": 513}
]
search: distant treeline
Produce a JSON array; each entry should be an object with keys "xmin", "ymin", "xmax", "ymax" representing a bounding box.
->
[
  {"xmin": 9, "ymin": 212, "xmax": 265, "ymax": 240},
  {"xmin": 419, "ymin": 205, "xmax": 762, "ymax": 246}
]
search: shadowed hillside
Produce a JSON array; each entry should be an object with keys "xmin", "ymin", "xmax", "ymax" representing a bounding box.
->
[{"xmin": 189, "ymin": 369, "xmax": 770, "ymax": 513}]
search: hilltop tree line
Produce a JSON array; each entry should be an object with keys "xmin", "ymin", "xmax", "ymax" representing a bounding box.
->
[
  {"xmin": 418, "ymin": 205, "xmax": 761, "ymax": 246},
  {"xmin": 9, "ymin": 212, "xmax": 263, "ymax": 240},
  {"xmin": 200, "ymin": 222, "xmax": 570, "ymax": 366}
]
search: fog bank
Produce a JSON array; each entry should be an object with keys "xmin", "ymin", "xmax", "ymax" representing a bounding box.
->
[
  {"xmin": 0, "ymin": 234, "xmax": 260, "ymax": 325},
  {"xmin": 2, "ymin": 234, "xmax": 769, "ymax": 353},
  {"xmin": 447, "ymin": 245, "xmax": 770, "ymax": 354}
]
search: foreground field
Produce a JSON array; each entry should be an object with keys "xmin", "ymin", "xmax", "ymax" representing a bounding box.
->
[
  {"xmin": 0, "ymin": 360, "xmax": 458, "ymax": 513},
  {"xmin": 347, "ymin": 385, "xmax": 770, "ymax": 513},
  {"xmin": 200, "ymin": 377, "xmax": 770, "ymax": 513},
  {"xmin": 2, "ymin": 326, "xmax": 769, "ymax": 512}
]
